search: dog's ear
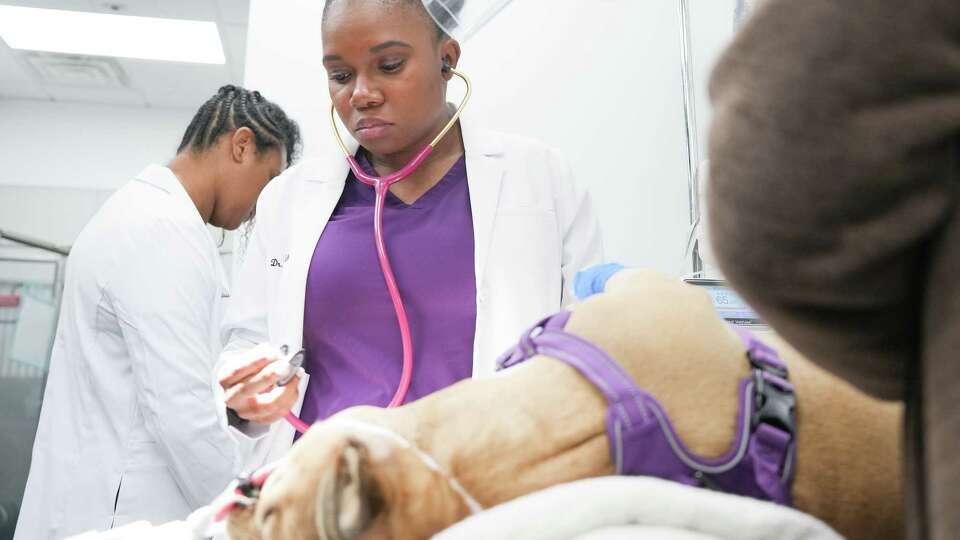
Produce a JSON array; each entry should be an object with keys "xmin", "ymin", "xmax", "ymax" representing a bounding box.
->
[{"xmin": 316, "ymin": 438, "xmax": 385, "ymax": 540}]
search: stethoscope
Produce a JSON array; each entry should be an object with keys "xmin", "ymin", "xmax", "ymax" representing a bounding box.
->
[{"xmin": 283, "ymin": 62, "xmax": 473, "ymax": 434}]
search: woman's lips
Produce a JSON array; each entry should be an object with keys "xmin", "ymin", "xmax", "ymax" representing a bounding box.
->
[
  {"xmin": 354, "ymin": 118, "xmax": 393, "ymax": 142},
  {"xmin": 354, "ymin": 124, "xmax": 393, "ymax": 142}
]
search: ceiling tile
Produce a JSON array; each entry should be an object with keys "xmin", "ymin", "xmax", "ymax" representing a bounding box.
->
[
  {"xmin": 45, "ymin": 84, "xmax": 145, "ymax": 106},
  {"xmin": 0, "ymin": 0, "xmax": 220, "ymax": 20},
  {"xmin": 84, "ymin": 0, "xmax": 160, "ymax": 16},
  {"xmin": 0, "ymin": 0, "xmax": 249, "ymax": 108},
  {"xmin": 122, "ymin": 59, "xmax": 234, "ymax": 108},
  {"xmin": 220, "ymin": 23, "xmax": 247, "ymax": 81},
  {"xmin": 0, "ymin": 0, "xmax": 91, "ymax": 9},
  {"xmin": 0, "ymin": 79, "xmax": 49, "ymax": 100},
  {"xmin": 216, "ymin": 0, "xmax": 248, "ymax": 26},
  {"xmin": 152, "ymin": 0, "xmax": 218, "ymax": 20},
  {"xmin": 0, "ymin": 42, "xmax": 34, "ymax": 83}
]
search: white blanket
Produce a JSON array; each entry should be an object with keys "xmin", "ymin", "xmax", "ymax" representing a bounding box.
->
[
  {"xmin": 63, "ymin": 505, "xmax": 227, "ymax": 540},
  {"xmin": 433, "ymin": 476, "xmax": 842, "ymax": 540},
  {"xmin": 66, "ymin": 476, "xmax": 841, "ymax": 540}
]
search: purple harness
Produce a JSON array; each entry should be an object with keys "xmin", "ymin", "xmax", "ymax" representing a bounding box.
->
[{"xmin": 496, "ymin": 310, "xmax": 797, "ymax": 506}]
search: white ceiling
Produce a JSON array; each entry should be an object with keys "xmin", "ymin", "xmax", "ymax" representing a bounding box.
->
[{"xmin": 0, "ymin": 0, "xmax": 249, "ymax": 108}]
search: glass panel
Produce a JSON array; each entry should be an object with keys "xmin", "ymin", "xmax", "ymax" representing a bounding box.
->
[
  {"xmin": 678, "ymin": 0, "xmax": 765, "ymax": 277},
  {"xmin": 422, "ymin": 0, "xmax": 517, "ymax": 42},
  {"xmin": 0, "ymin": 244, "xmax": 65, "ymax": 538}
]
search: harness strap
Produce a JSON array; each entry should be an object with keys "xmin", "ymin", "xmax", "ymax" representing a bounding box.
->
[
  {"xmin": 500, "ymin": 312, "xmax": 651, "ymax": 442},
  {"xmin": 496, "ymin": 310, "xmax": 797, "ymax": 506}
]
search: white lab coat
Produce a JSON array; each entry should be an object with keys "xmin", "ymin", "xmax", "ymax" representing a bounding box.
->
[
  {"xmin": 219, "ymin": 122, "xmax": 603, "ymax": 468},
  {"xmin": 15, "ymin": 165, "xmax": 246, "ymax": 540}
]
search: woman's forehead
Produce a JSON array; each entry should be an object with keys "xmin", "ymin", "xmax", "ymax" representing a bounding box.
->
[{"xmin": 322, "ymin": 0, "xmax": 434, "ymax": 44}]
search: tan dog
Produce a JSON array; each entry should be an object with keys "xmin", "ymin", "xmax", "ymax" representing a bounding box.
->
[{"xmin": 227, "ymin": 270, "xmax": 903, "ymax": 540}]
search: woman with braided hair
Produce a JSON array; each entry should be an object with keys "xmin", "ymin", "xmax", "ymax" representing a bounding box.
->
[{"xmin": 15, "ymin": 85, "xmax": 300, "ymax": 540}]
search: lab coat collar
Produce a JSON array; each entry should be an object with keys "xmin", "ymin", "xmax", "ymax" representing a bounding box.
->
[
  {"xmin": 460, "ymin": 120, "xmax": 506, "ymax": 295},
  {"xmin": 277, "ymin": 116, "xmax": 505, "ymax": 351},
  {"xmin": 134, "ymin": 164, "xmax": 207, "ymax": 225},
  {"xmin": 134, "ymin": 164, "xmax": 230, "ymax": 295},
  {"xmin": 313, "ymin": 116, "xmax": 506, "ymax": 289}
]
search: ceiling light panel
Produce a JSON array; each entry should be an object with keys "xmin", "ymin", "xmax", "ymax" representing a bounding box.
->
[{"xmin": 0, "ymin": 5, "xmax": 225, "ymax": 64}]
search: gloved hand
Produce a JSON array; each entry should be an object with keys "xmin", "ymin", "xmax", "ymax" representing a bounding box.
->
[{"xmin": 574, "ymin": 263, "xmax": 625, "ymax": 299}]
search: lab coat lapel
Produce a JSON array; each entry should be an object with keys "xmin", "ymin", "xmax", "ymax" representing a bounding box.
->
[
  {"xmin": 462, "ymin": 124, "xmax": 505, "ymax": 292},
  {"xmin": 137, "ymin": 164, "xmax": 229, "ymax": 296},
  {"xmin": 277, "ymin": 150, "xmax": 352, "ymax": 350},
  {"xmin": 276, "ymin": 123, "xmax": 503, "ymax": 357}
]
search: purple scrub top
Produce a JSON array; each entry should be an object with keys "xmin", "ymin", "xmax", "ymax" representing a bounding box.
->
[{"xmin": 297, "ymin": 151, "xmax": 477, "ymax": 428}]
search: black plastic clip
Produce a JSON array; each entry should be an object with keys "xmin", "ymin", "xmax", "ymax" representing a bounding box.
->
[
  {"xmin": 751, "ymin": 369, "xmax": 796, "ymax": 436},
  {"xmin": 235, "ymin": 473, "xmax": 262, "ymax": 501}
]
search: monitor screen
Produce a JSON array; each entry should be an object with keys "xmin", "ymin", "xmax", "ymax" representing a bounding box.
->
[{"xmin": 683, "ymin": 278, "xmax": 764, "ymax": 326}]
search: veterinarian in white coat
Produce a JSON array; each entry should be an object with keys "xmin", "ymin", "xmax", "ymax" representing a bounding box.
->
[
  {"xmin": 15, "ymin": 86, "xmax": 301, "ymax": 540},
  {"xmin": 217, "ymin": 0, "xmax": 603, "ymax": 469},
  {"xmin": 219, "ymin": 120, "xmax": 602, "ymax": 465}
]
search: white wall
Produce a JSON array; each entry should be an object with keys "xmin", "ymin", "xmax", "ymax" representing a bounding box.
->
[
  {"xmin": 0, "ymin": 100, "xmax": 202, "ymax": 533},
  {"xmin": 0, "ymin": 98, "xmax": 240, "ymax": 388},
  {"xmin": 0, "ymin": 100, "xmax": 194, "ymax": 191},
  {"xmin": 0, "ymin": 104, "xmax": 240, "ymax": 376},
  {"xmin": 0, "ymin": 99, "xmax": 236, "ymax": 264},
  {"xmin": 0, "ymin": 100, "xmax": 183, "ymax": 376},
  {"xmin": 244, "ymin": 0, "xmax": 738, "ymax": 277},
  {"xmin": 0, "ymin": 100, "xmax": 193, "ymax": 247},
  {"xmin": 0, "ymin": 98, "xmax": 242, "ymax": 340}
]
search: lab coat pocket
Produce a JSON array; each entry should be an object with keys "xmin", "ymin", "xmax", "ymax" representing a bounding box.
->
[
  {"xmin": 113, "ymin": 445, "xmax": 192, "ymax": 527},
  {"xmin": 488, "ymin": 209, "xmax": 563, "ymax": 311},
  {"xmin": 94, "ymin": 294, "xmax": 122, "ymax": 337},
  {"xmin": 492, "ymin": 209, "xmax": 561, "ymax": 269},
  {"xmin": 107, "ymin": 471, "xmax": 124, "ymax": 529}
]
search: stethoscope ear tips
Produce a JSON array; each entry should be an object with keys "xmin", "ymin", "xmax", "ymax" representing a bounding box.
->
[{"xmin": 442, "ymin": 59, "xmax": 452, "ymax": 73}]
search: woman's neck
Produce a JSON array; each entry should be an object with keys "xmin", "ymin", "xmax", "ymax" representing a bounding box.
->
[
  {"xmin": 168, "ymin": 153, "xmax": 216, "ymax": 224},
  {"xmin": 365, "ymin": 106, "xmax": 465, "ymax": 205}
]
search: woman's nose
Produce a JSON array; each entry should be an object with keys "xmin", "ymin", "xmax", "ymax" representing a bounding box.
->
[{"xmin": 349, "ymin": 75, "xmax": 383, "ymax": 110}]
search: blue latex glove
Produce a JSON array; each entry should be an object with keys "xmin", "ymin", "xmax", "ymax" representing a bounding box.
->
[{"xmin": 574, "ymin": 263, "xmax": 626, "ymax": 299}]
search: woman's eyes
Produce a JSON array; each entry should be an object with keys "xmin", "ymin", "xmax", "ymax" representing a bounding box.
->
[
  {"xmin": 380, "ymin": 59, "xmax": 404, "ymax": 73},
  {"xmin": 328, "ymin": 59, "xmax": 404, "ymax": 83},
  {"xmin": 330, "ymin": 71, "xmax": 351, "ymax": 83}
]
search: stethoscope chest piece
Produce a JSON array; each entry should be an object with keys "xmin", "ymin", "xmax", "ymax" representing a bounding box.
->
[{"xmin": 277, "ymin": 345, "xmax": 305, "ymax": 387}]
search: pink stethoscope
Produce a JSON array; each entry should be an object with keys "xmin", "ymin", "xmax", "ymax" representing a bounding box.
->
[{"xmin": 283, "ymin": 65, "xmax": 473, "ymax": 434}]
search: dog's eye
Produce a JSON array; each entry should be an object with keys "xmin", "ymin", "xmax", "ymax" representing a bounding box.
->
[{"xmin": 258, "ymin": 506, "xmax": 277, "ymax": 529}]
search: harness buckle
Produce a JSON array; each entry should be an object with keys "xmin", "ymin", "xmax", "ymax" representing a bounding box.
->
[
  {"xmin": 747, "ymin": 345, "xmax": 788, "ymax": 378},
  {"xmin": 751, "ymin": 369, "xmax": 796, "ymax": 437}
]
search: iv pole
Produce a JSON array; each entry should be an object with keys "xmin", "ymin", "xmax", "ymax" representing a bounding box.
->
[{"xmin": 678, "ymin": 0, "xmax": 703, "ymax": 275}]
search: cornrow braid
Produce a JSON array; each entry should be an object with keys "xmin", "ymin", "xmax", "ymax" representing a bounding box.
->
[
  {"xmin": 204, "ymin": 86, "xmax": 236, "ymax": 147},
  {"xmin": 177, "ymin": 84, "xmax": 301, "ymax": 166}
]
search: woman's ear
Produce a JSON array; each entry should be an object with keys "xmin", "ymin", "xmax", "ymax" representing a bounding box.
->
[
  {"xmin": 316, "ymin": 438, "xmax": 385, "ymax": 540},
  {"xmin": 231, "ymin": 126, "xmax": 256, "ymax": 163},
  {"xmin": 439, "ymin": 39, "xmax": 462, "ymax": 81}
]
